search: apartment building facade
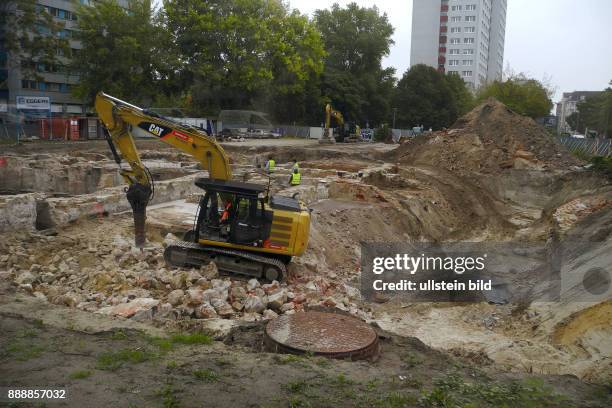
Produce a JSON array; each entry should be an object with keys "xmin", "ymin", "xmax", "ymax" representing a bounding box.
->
[
  {"xmin": 0, "ymin": 0, "xmax": 127, "ymax": 118},
  {"xmin": 410, "ymin": 0, "xmax": 507, "ymax": 90}
]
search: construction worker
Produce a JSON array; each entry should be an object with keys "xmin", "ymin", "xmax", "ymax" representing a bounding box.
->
[
  {"xmin": 289, "ymin": 167, "xmax": 301, "ymax": 186},
  {"xmin": 265, "ymin": 155, "xmax": 275, "ymax": 174},
  {"xmin": 292, "ymin": 159, "xmax": 299, "ymax": 172},
  {"xmin": 220, "ymin": 200, "xmax": 232, "ymax": 224}
]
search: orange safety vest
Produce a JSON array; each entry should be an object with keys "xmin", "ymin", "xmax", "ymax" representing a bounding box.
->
[{"xmin": 221, "ymin": 201, "xmax": 232, "ymax": 222}]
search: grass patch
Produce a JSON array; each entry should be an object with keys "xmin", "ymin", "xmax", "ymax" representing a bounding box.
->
[
  {"xmin": 419, "ymin": 374, "xmax": 574, "ymax": 408},
  {"xmin": 69, "ymin": 369, "xmax": 92, "ymax": 380},
  {"xmin": 283, "ymin": 379, "xmax": 310, "ymax": 394},
  {"xmin": 156, "ymin": 384, "xmax": 181, "ymax": 408},
  {"xmin": 193, "ymin": 369, "xmax": 220, "ymax": 383},
  {"xmin": 110, "ymin": 330, "xmax": 129, "ymax": 340},
  {"xmin": 377, "ymin": 392, "xmax": 418, "ymax": 408},
  {"xmin": 400, "ymin": 352, "xmax": 423, "ymax": 368},
  {"xmin": 4, "ymin": 341, "xmax": 45, "ymax": 361},
  {"xmin": 273, "ymin": 354, "xmax": 310, "ymax": 367},
  {"xmin": 96, "ymin": 348, "xmax": 155, "ymax": 371}
]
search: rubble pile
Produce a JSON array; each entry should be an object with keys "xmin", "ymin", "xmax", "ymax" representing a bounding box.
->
[
  {"xmin": 0, "ymin": 228, "xmax": 370, "ymax": 325},
  {"xmin": 390, "ymin": 98, "xmax": 583, "ymax": 174}
]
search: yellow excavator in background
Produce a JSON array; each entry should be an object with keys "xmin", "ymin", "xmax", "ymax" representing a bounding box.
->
[
  {"xmin": 95, "ymin": 92, "xmax": 310, "ymax": 281},
  {"xmin": 320, "ymin": 103, "xmax": 344, "ymax": 144}
]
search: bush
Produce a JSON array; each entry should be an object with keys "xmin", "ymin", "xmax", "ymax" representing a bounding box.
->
[{"xmin": 374, "ymin": 123, "xmax": 393, "ymax": 143}]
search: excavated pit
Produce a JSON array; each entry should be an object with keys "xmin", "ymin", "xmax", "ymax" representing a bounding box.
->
[{"xmin": 1, "ymin": 115, "xmax": 611, "ymax": 384}]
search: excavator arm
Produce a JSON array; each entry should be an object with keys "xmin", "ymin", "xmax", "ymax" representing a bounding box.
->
[{"xmin": 95, "ymin": 92, "xmax": 233, "ymax": 246}]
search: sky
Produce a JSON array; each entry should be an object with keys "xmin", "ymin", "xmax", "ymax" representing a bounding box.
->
[{"xmin": 286, "ymin": 0, "xmax": 612, "ymax": 102}]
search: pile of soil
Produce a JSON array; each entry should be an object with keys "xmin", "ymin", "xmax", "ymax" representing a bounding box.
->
[{"xmin": 388, "ymin": 99, "xmax": 583, "ymax": 174}]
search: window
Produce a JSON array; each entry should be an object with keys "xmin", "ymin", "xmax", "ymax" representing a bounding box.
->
[
  {"xmin": 462, "ymin": 71, "xmax": 473, "ymax": 77},
  {"xmin": 450, "ymin": 38, "xmax": 461, "ymax": 44},
  {"xmin": 465, "ymin": 26, "xmax": 476, "ymax": 33},
  {"xmin": 464, "ymin": 37, "xmax": 475, "ymax": 44},
  {"xmin": 466, "ymin": 5, "xmax": 477, "ymax": 11},
  {"xmin": 449, "ymin": 49, "xmax": 460, "ymax": 55},
  {"xmin": 451, "ymin": 5, "xmax": 462, "ymax": 11},
  {"xmin": 21, "ymin": 80, "xmax": 37, "ymax": 89},
  {"xmin": 451, "ymin": 16, "xmax": 461, "ymax": 22},
  {"xmin": 463, "ymin": 60, "xmax": 473, "ymax": 66},
  {"xmin": 449, "ymin": 60, "xmax": 460, "ymax": 66},
  {"xmin": 466, "ymin": 16, "xmax": 476, "ymax": 22},
  {"xmin": 463, "ymin": 49, "xmax": 474, "ymax": 55},
  {"xmin": 451, "ymin": 27, "xmax": 461, "ymax": 33}
]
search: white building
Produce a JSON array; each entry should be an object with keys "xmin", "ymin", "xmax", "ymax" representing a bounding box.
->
[
  {"xmin": 556, "ymin": 91, "xmax": 602, "ymax": 134},
  {"xmin": 410, "ymin": 0, "xmax": 507, "ymax": 90}
]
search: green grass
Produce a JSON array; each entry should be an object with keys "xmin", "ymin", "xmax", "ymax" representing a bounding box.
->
[
  {"xmin": 156, "ymin": 384, "xmax": 181, "ymax": 408},
  {"xmin": 193, "ymin": 369, "xmax": 220, "ymax": 383},
  {"xmin": 400, "ymin": 352, "xmax": 423, "ymax": 368},
  {"xmin": 69, "ymin": 369, "xmax": 92, "ymax": 380},
  {"xmin": 418, "ymin": 374, "xmax": 574, "ymax": 408},
  {"xmin": 4, "ymin": 341, "xmax": 45, "ymax": 361},
  {"xmin": 273, "ymin": 354, "xmax": 310, "ymax": 367},
  {"xmin": 284, "ymin": 379, "xmax": 310, "ymax": 394},
  {"xmin": 109, "ymin": 330, "xmax": 129, "ymax": 340},
  {"xmin": 96, "ymin": 348, "xmax": 155, "ymax": 371}
]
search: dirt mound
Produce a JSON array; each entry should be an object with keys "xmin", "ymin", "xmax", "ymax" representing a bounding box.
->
[{"xmin": 388, "ymin": 98, "xmax": 582, "ymax": 174}]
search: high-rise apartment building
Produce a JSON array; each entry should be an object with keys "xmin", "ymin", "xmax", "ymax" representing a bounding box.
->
[{"xmin": 410, "ymin": 0, "xmax": 507, "ymax": 90}]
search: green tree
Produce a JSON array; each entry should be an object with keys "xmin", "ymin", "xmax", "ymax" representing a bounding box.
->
[
  {"xmin": 392, "ymin": 64, "xmax": 461, "ymax": 130},
  {"xmin": 314, "ymin": 3, "xmax": 395, "ymax": 126},
  {"xmin": 477, "ymin": 75, "xmax": 553, "ymax": 118},
  {"xmin": 72, "ymin": 0, "xmax": 169, "ymax": 105},
  {"xmin": 0, "ymin": 0, "xmax": 69, "ymax": 88},
  {"xmin": 163, "ymin": 0, "xmax": 324, "ymax": 120},
  {"xmin": 573, "ymin": 82, "xmax": 612, "ymax": 138},
  {"xmin": 565, "ymin": 112, "xmax": 583, "ymax": 134},
  {"xmin": 445, "ymin": 72, "xmax": 475, "ymax": 116}
]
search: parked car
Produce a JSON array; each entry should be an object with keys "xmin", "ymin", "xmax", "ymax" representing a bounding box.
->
[{"xmin": 246, "ymin": 129, "xmax": 273, "ymax": 139}]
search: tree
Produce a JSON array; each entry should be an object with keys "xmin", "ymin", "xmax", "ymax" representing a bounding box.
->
[
  {"xmin": 72, "ymin": 0, "xmax": 166, "ymax": 105},
  {"xmin": 163, "ymin": 0, "xmax": 324, "ymax": 120},
  {"xmin": 565, "ymin": 112, "xmax": 583, "ymax": 134},
  {"xmin": 477, "ymin": 75, "xmax": 553, "ymax": 119},
  {"xmin": 445, "ymin": 72, "xmax": 475, "ymax": 116},
  {"xmin": 392, "ymin": 64, "xmax": 466, "ymax": 130},
  {"xmin": 0, "ymin": 0, "xmax": 69, "ymax": 88},
  {"xmin": 314, "ymin": 3, "xmax": 395, "ymax": 126},
  {"xmin": 573, "ymin": 82, "xmax": 612, "ymax": 138}
]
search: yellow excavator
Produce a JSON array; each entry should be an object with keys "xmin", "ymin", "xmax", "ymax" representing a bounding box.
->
[
  {"xmin": 95, "ymin": 92, "xmax": 310, "ymax": 281},
  {"xmin": 320, "ymin": 103, "xmax": 344, "ymax": 144}
]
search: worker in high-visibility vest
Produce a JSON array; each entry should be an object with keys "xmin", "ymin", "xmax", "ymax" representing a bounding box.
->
[
  {"xmin": 289, "ymin": 167, "xmax": 301, "ymax": 186},
  {"xmin": 292, "ymin": 159, "xmax": 299, "ymax": 172},
  {"xmin": 265, "ymin": 156, "xmax": 275, "ymax": 174}
]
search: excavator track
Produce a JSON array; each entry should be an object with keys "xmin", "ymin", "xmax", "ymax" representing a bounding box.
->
[{"xmin": 164, "ymin": 240, "xmax": 287, "ymax": 282}]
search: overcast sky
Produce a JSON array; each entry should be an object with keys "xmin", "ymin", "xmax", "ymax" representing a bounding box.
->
[{"xmin": 287, "ymin": 0, "xmax": 612, "ymax": 102}]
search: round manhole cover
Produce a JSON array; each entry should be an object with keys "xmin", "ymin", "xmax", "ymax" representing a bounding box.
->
[{"xmin": 264, "ymin": 311, "xmax": 379, "ymax": 360}]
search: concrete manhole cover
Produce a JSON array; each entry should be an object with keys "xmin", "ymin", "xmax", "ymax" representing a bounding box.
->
[{"xmin": 264, "ymin": 311, "xmax": 379, "ymax": 360}]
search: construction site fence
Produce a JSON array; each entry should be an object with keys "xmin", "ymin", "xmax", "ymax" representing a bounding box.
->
[
  {"xmin": 557, "ymin": 136, "xmax": 612, "ymax": 158},
  {"xmin": 0, "ymin": 115, "xmax": 106, "ymax": 143}
]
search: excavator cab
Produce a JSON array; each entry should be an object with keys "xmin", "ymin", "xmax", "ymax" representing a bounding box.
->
[{"xmin": 192, "ymin": 178, "xmax": 272, "ymax": 247}]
